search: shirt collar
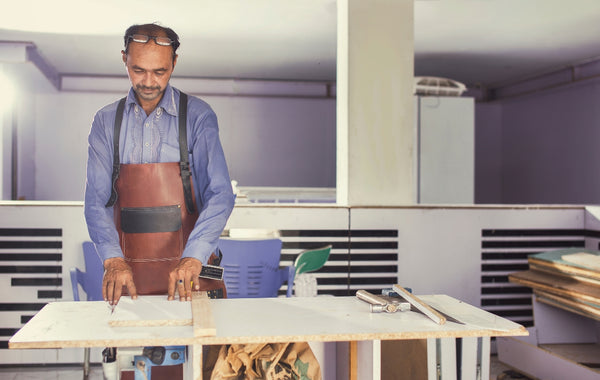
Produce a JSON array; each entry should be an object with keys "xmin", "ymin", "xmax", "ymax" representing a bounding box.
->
[{"xmin": 126, "ymin": 84, "xmax": 177, "ymax": 116}]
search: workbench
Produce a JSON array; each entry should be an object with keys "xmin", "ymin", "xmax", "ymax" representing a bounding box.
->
[{"xmin": 9, "ymin": 294, "xmax": 527, "ymax": 380}]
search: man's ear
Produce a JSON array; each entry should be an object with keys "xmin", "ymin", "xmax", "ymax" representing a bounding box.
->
[
  {"xmin": 172, "ymin": 54, "xmax": 178, "ymax": 69},
  {"xmin": 121, "ymin": 50, "xmax": 127, "ymax": 64}
]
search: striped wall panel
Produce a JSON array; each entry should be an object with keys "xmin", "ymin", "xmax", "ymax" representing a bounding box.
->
[
  {"xmin": 279, "ymin": 229, "xmax": 398, "ymax": 296},
  {"xmin": 0, "ymin": 228, "xmax": 63, "ymax": 349},
  {"xmin": 480, "ymin": 228, "xmax": 586, "ymax": 327}
]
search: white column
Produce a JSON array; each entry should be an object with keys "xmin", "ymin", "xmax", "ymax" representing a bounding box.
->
[{"xmin": 337, "ymin": 0, "xmax": 415, "ymax": 206}]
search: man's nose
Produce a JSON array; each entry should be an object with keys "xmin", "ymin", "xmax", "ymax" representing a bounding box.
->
[{"xmin": 142, "ymin": 73, "xmax": 155, "ymax": 86}]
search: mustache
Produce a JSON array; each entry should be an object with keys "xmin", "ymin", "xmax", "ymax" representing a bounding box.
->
[{"xmin": 136, "ymin": 85, "xmax": 161, "ymax": 91}]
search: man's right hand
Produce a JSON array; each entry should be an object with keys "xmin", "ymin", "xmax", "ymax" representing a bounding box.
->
[{"xmin": 103, "ymin": 257, "xmax": 137, "ymax": 306}]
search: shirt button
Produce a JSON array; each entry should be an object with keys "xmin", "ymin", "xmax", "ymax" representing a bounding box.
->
[
  {"xmin": 157, "ymin": 108, "xmax": 162, "ymax": 116},
  {"xmin": 135, "ymin": 106, "xmax": 139, "ymax": 114},
  {"xmin": 145, "ymin": 142, "xmax": 150, "ymax": 147},
  {"xmin": 145, "ymin": 122, "xmax": 149, "ymax": 127}
]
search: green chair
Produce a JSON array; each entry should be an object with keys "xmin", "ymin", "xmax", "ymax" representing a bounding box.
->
[
  {"xmin": 292, "ymin": 245, "xmax": 331, "ymax": 296},
  {"xmin": 294, "ymin": 245, "xmax": 332, "ymax": 275}
]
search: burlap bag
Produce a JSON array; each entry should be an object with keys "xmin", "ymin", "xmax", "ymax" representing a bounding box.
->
[{"xmin": 205, "ymin": 342, "xmax": 321, "ymax": 380}]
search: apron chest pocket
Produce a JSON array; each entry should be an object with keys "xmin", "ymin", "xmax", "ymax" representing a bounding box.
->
[{"xmin": 121, "ymin": 205, "xmax": 182, "ymax": 233}]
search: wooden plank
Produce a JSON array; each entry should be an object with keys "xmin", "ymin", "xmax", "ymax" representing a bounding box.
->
[
  {"xmin": 562, "ymin": 252, "xmax": 600, "ymax": 271},
  {"xmin": 393, "ymin": 285, "xmax": 446, "ymax": 325},
  {"xmin": 534, "ymin": 290, "xmax": 600, "ymax": 322},
  {"xmin": 509, "ymin": 270, "xmax": 600, "ymax": 304},
  {"xmin": 528, "ymin": 249, "xmax": 600, "ymax": 282},
  {"xmin": 528, "ymin": 262, "xmax": 600, "ymax": 286},
  {"xmin": 108, "ymin": 296, "xmax": 191, "ymax": 327},
  {"xmin": 191, "ymin": 291, "xmax": 216, "ymax": 337}
]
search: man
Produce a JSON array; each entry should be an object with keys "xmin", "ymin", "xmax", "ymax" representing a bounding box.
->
[{"xmin": 84, "ymin": 23, "xmax": 235, "ymax": 307}]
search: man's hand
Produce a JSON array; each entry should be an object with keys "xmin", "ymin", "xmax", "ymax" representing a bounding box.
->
[
  {"xmin": 168, "ymin": 257, "xmax": 203, "ymax": 301},
  {"xmin": 103, "ymin": 257, "xmax": 137, "ymax": 306}
]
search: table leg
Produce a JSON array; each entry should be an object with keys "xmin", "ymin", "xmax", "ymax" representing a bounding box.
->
[
  {"xmin": 427, "ymin": 338, "xmax": 437, "ymax": 379},
  {"xmin": 427, "ymin": 338, "xmax": 458, "ymax": 380},
  {"xmin": 479, "ymin": 336, "xmax": 491, "ymax": 380},
  {"xmin": 184, "ymin": 344, "xmax": 203, "ymax": 380},
  {"xmin": 460, "ymin": 337, "xmax": 478, "ymax": 380},
  {"xmin": 440, "ymin": 337, "xmax": 457, "ymax": 380},
  {"xmin": 348, "ymin": 340, "xmax": 381, "ymax": 380}
]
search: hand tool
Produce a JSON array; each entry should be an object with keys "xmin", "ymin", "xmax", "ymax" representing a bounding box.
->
[
  {"xmin": 382, "ymin": 288, "xmax": 464, "ymax": 324},
  {"xmin": 392, "ymin": 284, "xmax": 446, "ymax": 325},
  {"xmin": 356, "ymin": 290, "xmax": 410, "ymax": 313}
]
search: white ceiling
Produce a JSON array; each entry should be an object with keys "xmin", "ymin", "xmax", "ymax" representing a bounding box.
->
[{"xmin": 2, "ymin": 0, "xmax": 600, "ymax": 88}]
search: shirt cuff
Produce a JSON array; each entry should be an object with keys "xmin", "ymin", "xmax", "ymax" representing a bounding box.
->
[
  {"xmin": 182, "ymin": 239, "xmax": 215, "ymax": 264},
  {"xmin": 95, "ymin": 242, "xmax": 124, "ymax": 262}
]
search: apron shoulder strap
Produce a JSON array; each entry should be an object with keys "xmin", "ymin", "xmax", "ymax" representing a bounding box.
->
[
  {"xmin": 105, "ymin": 97, "xmax": 127, "ymax": 208},
  {"xmin": 178, "ymin": 92, "xmax": 196, "ymax": 214}
]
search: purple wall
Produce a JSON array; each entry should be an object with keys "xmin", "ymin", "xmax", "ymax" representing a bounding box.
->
[{"xmin": 476, "ymin": 78, "xmax": 600, "ymax": 204}]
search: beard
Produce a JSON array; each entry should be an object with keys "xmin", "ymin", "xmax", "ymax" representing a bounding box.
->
[{"xmin": 134, "ymin": 84, "xmax": 163, "ymax": 102}]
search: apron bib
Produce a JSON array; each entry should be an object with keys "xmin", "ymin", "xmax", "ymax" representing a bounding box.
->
[{"xmin": 106, "ymin": 93, "xmax": 199, "ymax": 295}]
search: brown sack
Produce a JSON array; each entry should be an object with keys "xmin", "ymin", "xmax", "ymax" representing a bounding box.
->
[{"xmin": 207, "ymin": 342, "xmax": 321, "ymax": 380}]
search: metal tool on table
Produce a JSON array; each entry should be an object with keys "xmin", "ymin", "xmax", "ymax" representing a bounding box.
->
[
  {"xmin": 383, "ymin": 287, "xmax": 465, "ymax": 325},
  {"xmin": 356, "ymin": 290, "xmax": 411, "ymax": 313}
]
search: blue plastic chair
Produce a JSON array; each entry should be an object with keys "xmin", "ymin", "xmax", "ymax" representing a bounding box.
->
[
  {"xmin": 69, "ymin": 241, "xmax": 104, "ymax": 378},
  {"xmin": 218, "ymin": 238, "xmax": 295, "ymax": 298},
  {"xmin": 70, "ymin": 241, "xmax": 103, "ymax": 301}
]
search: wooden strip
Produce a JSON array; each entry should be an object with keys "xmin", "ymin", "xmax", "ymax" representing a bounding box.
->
[
  {"xmin": 108, "ymin": 296, "xmax": 191, "ymax": 327},
  {"xmin": 191, "ymin": 291, "xmax": 216, "ymax": 337},
  {"xmin": 393, "ymin": 285, "xmax": 446, "ymax": 325},
  {"xmin": 349, "ymin": 341, "xmax": 358, "ymax": 380}
]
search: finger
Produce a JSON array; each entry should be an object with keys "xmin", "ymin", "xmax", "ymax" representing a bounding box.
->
[
  {"xmin": 106, "ymin": 279, "xmax": 115, "ymax": 305},
  {"xmin": 126, "ymin": 277, "xmax": 138, "ymax": 300},
  {"xmin": 113, "ymin": 281, "xmax": 123, "ymax": 306},
  {"xmin": 177, "ymin": 278, "xmax": 186, "ymax": 301},
  {"xmin": 167, "ymin": 273, "xmax": 176, "ymax": 301},
  {"xmin": 183, "ymin": 274, "xmax": 192, "ymax": 301},
  {"xmin": 102, "ymin": 277, "xmax": 108, "ymax": 301}
]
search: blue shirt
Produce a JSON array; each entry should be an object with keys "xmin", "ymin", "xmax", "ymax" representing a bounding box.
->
[{"xmin": 84, "ymin": 85, "xmax": 235, "ymax": 264}]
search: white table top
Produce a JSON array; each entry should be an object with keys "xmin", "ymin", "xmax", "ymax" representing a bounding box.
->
[{"xmin": 9, "ymin": 294, "xmax": 527, "ymax": 349}]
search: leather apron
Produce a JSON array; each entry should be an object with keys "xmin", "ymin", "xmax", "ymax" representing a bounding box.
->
[{"xmin": 106, "ymin": 93, "xmax": 198, "ymax": 295}]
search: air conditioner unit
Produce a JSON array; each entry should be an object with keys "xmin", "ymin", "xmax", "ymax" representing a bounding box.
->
[{"xmin": 414, "ymin": 76, "xmax": 467, "ymax": 96}]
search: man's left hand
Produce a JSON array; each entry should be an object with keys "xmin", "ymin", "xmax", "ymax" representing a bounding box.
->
[{"xmin": 168, "ymin": 257, "xmax": 203, "ymax": 301}]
